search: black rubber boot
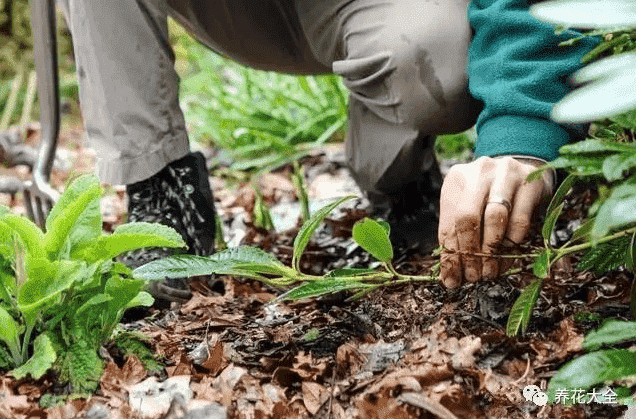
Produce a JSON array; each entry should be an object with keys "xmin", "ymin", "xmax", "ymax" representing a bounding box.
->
[{"xmin": 120, "ymin": 151, "xmax": 216, "ymax": 304}]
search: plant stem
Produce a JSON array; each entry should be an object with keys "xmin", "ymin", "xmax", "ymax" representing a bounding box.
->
[
  {"xmin": 554, "ymin": 225, "xmax": 636, "ymax": 261},
  {"xmin": 20, "ymin": 323, "xmax": 34, "ymax": 364}
]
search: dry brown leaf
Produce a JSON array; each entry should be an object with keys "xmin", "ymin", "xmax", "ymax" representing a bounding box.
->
[
  {"xmin": 121, "ymin": 355, "xmax": 147, "ymax": 386},
  {"xmin": 336, "ymin": 343, "xmax": 366, "ymax": 376},
  {"xmin": 201, "ymin": 337, "xmax": 227, "ymax": 375},
  {"xmin": 302, "ymin": 382, "xmax": 328, "ymax": 415}
]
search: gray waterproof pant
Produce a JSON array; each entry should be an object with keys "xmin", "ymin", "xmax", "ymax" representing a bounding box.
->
[{"xmin": 59, "ymin": 0, "xmax": 481, "ymax": 197}]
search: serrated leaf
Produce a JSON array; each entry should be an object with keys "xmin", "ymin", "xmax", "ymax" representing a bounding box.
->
[
  {"xmin": 79, "ymin": 222, "xmax": 186, "ymax": 263},
  {"xmin": 10, "ymin": 334, "xmax": 56, "ymax": 380},
  {"xmin": 506, "ymin": 278, "xmax": 543, "ymax": 337},
  {"xmin": 292, "ymin": 195, "xmax": 355, "ymax": 272},
  {"xmin": 583, "ymin": 320, "xmax": 636, "ymax": 351},
  {"xmin": 547, "ymin": 349, "xmax": 636, "ymax": 403},
  {"xmin": 579, "ymin": 235, "xmax": 631, "ymax": 275},
  {"xmin": 44, "ymin": 181, "xmax": 102, "ymax": 258},
  {"xmin": 532, "ymin": 251, "xmax": 551, "ymax": 279},
  {"xmin": 352, "ymin": 218, "xmax": 394, "ymax": 263},
  {"xmin": 278, "ymin": 279, "xmax": 369, "ymax": 301},
  {"xmin": 326, "ymin": 267, "xmax": 378, "ymax": 278}
]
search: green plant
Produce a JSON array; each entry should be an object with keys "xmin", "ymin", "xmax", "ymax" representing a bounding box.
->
[
  {"xmin": 134, "ymin": 196, "xmax": 438, "ymax": 302},
  {"xmin": 169, "ymin": 19, "xmax": 348, "ymax": 174},
  {"xmin": 498, "ymin": 0, "xmax": 636, "ymax": 405},
  {"xmin": 0, "ymin": 174, "xmax": 185, "ymax": 394}
]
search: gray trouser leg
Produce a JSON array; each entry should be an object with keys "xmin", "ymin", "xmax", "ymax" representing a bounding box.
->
[
  {"xmin": 295, "ymin": 0, "xmax": 481, "ymax": 195},
  {"xmin": 58, "ymin": 0, "xmax": 190, "ymax": 185}
]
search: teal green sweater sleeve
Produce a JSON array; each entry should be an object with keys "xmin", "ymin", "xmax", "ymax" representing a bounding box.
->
[{"xmin": 468, "ymin": 0, "xmax": 601, "ymax": 161}]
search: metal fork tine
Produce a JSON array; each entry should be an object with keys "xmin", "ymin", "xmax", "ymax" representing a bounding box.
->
[{"xmin": 23, "ymin": 187, "xmax": 35, "ymax": 222}]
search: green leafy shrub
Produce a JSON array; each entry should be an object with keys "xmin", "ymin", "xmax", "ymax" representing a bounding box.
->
[
  {"xmin": 134, "ymin": 196, "xmax": 437, "ymax": 302},
  {"xmin": 499, "ymin": 0, "xmax": 636, "ymax": 405},
  {"xmin": 0, "ymin": 174, "xmax": 185, "ymax": 394}
]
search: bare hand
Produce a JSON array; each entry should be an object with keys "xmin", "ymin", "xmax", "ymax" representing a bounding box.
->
[{"xmin": 438, "ymin": 156, "xmax": 554, "ymax": 288}]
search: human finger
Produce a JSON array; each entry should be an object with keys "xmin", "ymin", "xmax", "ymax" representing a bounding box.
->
[
  {"xmin": 481, "ymin": 159, "xmax": 520, "ymax": 280},
  {"xmin": 439, "ymin": 169, "xmax": 464, "ymax": 287},
  {"xmin": 455, "ymin": 158, "xmax": 494, "ymax": 282}
]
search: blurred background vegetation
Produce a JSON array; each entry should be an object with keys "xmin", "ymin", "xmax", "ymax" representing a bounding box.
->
[{"xmin": 0, "ymin": 0, "xmax": 474, "ymax": 170}]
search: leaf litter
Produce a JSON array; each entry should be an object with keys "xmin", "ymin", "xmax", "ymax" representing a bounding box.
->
[{"xmin": 0, "ymin": 125, "xmax": 631, "ymax": 418}]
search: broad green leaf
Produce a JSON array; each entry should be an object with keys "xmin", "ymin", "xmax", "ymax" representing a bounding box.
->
[
  {"xmin": 378, "ymin": 221, "xmax": 390, "ymax": 235},
  {"xmin": 43, "ymin": 181, "xmax": 102, "ymax": 258},
  {"xmin": 133, "ymin": 252, "xmax": 279, "ymax": 281},
  {"xmin": 79, "ymin": 222, "xmax": 186, "ymax": 263},
  {"xmin": 0, "ymin": 205, "xmax": 9, "ymax": 217},
  {"xmin": 10, "ymin": 333, "xmax": 56, "ymax": 380},
  {"xmin": 292, "ymin": 195, "xmax": 356, "ymax": 272},
  {"xmin": 67, "ymin": 198, "xmax": 102, "ymax": 258},
  {"xmin": 590, "ymin": 178, "xmax": 636, "ymax": 242},
  {"xmin": 18, "ymin": 260, "xmax": 85, "ymax": 326},
  {"xmin": 105, "ymin": 275, "xmax": 145, "ymax": 320},
  {"xmin": 0, "ymin": 214, "xmax": 45, "ymax": 260},
  {"xmin": 45, "ymin": 174, "xmax": 99, "ymax": 229},
  {"xmin": 0, "ymin": 307, "xmax": 20, "ymax": 358},
  {"xmin": 124, "ymin": 291, "xmax": 154, "ymax": 310},
  {"xmin": 278, "ymin": 279, "xmax": 370, "ymax": 301},
  {"xmin": 542, "ymin": 203, "xmax": 564, "ymax": 243},
  {"xmin": 547, "ymin": 349, "xmax": 636, "ymax": 402},
  {"xmin": 532, "ymin": 251, "xmax": 551, "ymax": 279},
  {"xmin": 46, "ymin": 173, "xmax": 103, "ymax": 256},
  {"xmin": 506, "ymin": 278, "xmax": 543, "ymax": 337},
  {"xmin": 352, "ymin": 218, "xmax": 394, "ymax": 263},
  {"xmin": 326, "ymin": 267, "xmax": 378, "ymax": 278},
  {"xmin": 531, "ymin": 1, "xmax": 636, "ymax": 29},
  {"xmin": 583, "ymin": 320, "xmax": 636, "ymax": 351},
  {"xmin": 208, "ymin": 246, "xmax": 290, "ymax": 275}
]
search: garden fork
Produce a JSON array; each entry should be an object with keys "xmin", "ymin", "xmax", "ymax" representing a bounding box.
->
[{"xmin": 24, "ymin": 0, "xmax": 61, "ymax": 227}]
